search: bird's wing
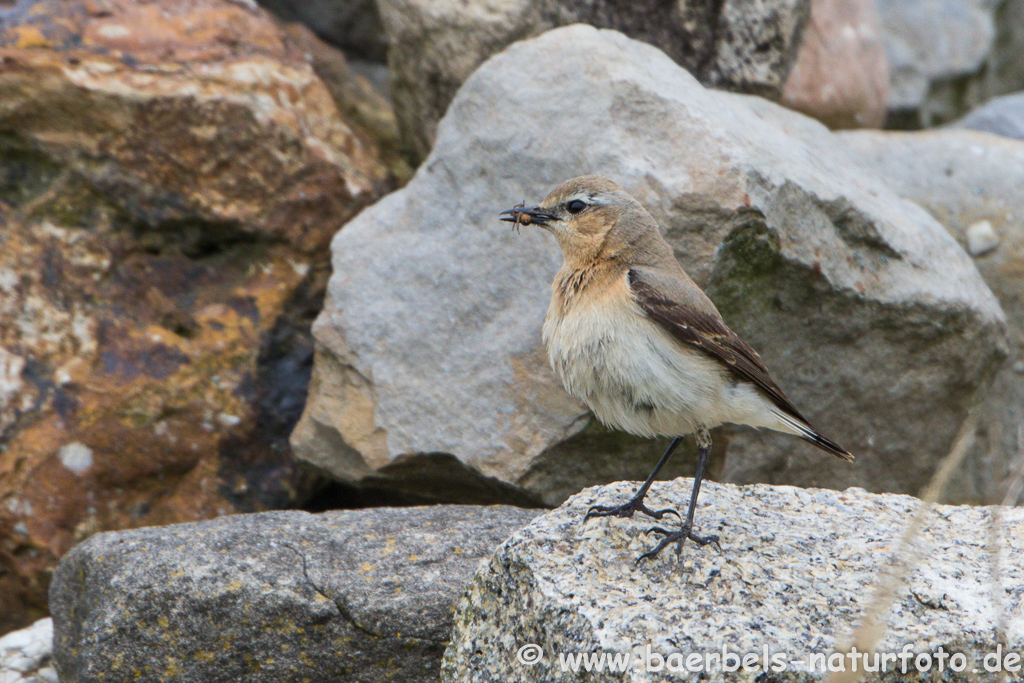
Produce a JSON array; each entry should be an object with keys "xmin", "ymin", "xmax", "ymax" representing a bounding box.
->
[{"xmin": 627, "ymin": 267, "xmax": 807, "ymax": 423}]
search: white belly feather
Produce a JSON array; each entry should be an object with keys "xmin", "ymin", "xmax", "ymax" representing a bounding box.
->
[{"xmin": 542, "ymin": 289, "xmax": 780, "ymax": 439}]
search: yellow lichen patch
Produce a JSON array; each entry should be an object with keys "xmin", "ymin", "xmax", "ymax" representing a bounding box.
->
[
  {"xmin": 236, "ymin": 261, "xmax": 305, "ymax": 333},
  {"xmin": 12, "ymin": 26, "xmax": 51, "ymax": 48},
  {"xmin": 162, "ymin": 659, "xmax": 181, "ymax": 678}
]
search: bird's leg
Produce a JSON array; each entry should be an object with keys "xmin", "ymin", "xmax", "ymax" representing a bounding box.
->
[
  {"xmin": 584, "ymin": 437, "xmax": 684, "ymax": 522},
  {"xmin": 638, "ymin": 429, "xmax": 720, "ymax": 563}
]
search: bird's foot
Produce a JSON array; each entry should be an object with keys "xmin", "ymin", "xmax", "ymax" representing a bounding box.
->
[
  {"xmin": 636, "ymin": 524, "xmax": 721, "ymax": 564},
  {"xmin": 584, "ymin": 495, "xmax": 680, "ymax": 523}
]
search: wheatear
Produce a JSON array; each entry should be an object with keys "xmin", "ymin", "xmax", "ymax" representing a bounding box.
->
[{"xmin": 501, "ymin": 175, "xmax": 852, "ymax": 562}]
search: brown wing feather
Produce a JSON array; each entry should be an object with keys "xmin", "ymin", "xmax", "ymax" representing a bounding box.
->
[
  {"xmin": 626, "ymin": 268, "xmax": 853, "ymax": 461},
  {"xmin": 627, "ymin": 269, "xmax": 808, "ymax": 423}
]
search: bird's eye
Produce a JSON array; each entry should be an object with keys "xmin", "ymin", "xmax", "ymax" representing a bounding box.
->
[{"xmin": 566, "ymin": 199, "xmax": 587, "ymax": 214}]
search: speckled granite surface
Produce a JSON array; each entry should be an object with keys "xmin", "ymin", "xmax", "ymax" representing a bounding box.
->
[{"xmin": 444, "ymin": 480, "xmax": 1024, "ymax": 682}]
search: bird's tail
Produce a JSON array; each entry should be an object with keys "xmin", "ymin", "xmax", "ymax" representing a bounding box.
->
[{"xmin": 771, "ymin": 409, "xmax": 854, "ymax": 462}]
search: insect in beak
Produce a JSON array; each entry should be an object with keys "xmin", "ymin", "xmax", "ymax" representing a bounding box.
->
[
  {"xmin": 499, "ymin": 203, "xmax": 555, "ymax": 232},
  {"xmin": 500, "ymin": 202, "xmax": 527, "ymax": 233}
]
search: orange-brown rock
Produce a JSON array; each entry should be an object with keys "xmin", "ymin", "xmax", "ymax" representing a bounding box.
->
[
  {"xmin": 0, "ymin": 0, "xmax": 391, "ymax": 635},
  {"xmin": 277, "ymin": 20, "xmax": 410, "ymax": 182}
]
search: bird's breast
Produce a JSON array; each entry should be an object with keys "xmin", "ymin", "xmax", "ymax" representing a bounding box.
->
[
  {"xmin": 541, "ymin": 273, "xmax": 731, "ymax": 438},
  {"xmin": 542, "ymin": 266, "xmax": 631, "ymax": 397}
]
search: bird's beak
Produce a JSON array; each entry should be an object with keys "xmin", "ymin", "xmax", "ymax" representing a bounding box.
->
[{"xmin": 499, "ymin": 205, "xmax": 556, "ymax": 227}]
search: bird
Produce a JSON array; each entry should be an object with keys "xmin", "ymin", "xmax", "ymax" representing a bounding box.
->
[{"xmin": 500, "ymin": 175, "xmax": 853, "ymax": 563}]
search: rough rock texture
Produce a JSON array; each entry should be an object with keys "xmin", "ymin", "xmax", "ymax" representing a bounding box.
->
[
  {"xmin": 838, "ymin": 128, "xmax": 1024, "ymax": 504},
  {"xmin": 0, "ymin": 618, "xmax": 56, "ymax": 683},
  {"xmin": 258, "ymin": 0, "xmax": 388, "ymax": 61},
  {"xmin": 443, "ymin": 480, "xmax": 1024, "ymax": 682},
  {"xmin": 50, "ymin": 506, "xmax": 540, "ymax": 683},
  {"xmin": 292, "ymin": 26, "xmax": 1006, "ymax": 512},
  {"xmin": 277, "ymin": 20, "xmax": 409, "ymax": 181},
  {"xmin": 0, "ymin": 0, "xmax": 391, "ymax": 634},
  {"xmin": 377, "ymin": 0, "xmax": 811, "ymax": 161},
  {"xmin": 876, "ymin": 0, "xmax": 1024, "ymax": 129},
  {"xmin": 780, "ymin": 0, "xmax": 890, "ymax": 128},
  {"xmin": 953, "ymin": 91, "xmax": 1024, "ymax": 140}
]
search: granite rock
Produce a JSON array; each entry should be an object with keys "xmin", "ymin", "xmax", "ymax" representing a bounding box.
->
[
  {"xmin": 50, "ymin": 506, "xmax": 540, "ymax": 683},
  {"xmin": 444, "ymin": 480, "xmax": 1024, "ymax": 682}
]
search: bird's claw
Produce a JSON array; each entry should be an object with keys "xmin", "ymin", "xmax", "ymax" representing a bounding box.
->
[
  {"xmin": 635, "ymin": 525, "xmax": 721, "ymax": 565},
  {"xmin": 584, "ymin": 498, "xmax": 680, "ymax": 523}
]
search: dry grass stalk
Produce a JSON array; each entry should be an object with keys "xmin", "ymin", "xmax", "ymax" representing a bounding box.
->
[{"xmin": 825, "ymin": 413, "xmax": 978, "ymax": 683}]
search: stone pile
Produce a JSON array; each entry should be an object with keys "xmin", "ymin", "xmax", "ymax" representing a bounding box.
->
[{"xmin": 2, "ymin": 1, "xmax": 1024, "ymax": 682}]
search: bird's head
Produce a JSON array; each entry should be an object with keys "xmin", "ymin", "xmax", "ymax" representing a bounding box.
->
[{"xmin": 500, "ymin": 175, "xmax": 663, "ymax": 265}]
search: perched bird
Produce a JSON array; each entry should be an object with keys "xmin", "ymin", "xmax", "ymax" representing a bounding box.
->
[{"xmin": 500, "ymin": 175, "xmax": 853, "ymax": 562}]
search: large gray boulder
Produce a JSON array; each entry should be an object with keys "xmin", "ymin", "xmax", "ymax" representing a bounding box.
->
[
  {"xmin": 443, "ymin": 480, "xmax": 1024, "ymax": 682},
  {"xmin": 50, "ymin": 506, "xmax": 540, "ymax": 683},
  {"xmin": 377, "ymin": 0, "xmax": 811, "ymax": 161},
  {"xmin": 837, "ymin": 127, "xmax": 1024, "ymax": 503},
  {"xmin": 876, "ymin": 0, "xmax": 1024, "ymax": 128},
  {"xmin": 291, "ymin": 26, "xmax": 1007, "ymax": 506}
]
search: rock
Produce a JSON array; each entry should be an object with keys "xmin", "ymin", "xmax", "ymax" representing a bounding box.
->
[
  {"xmin": 0, "ymin": 618, "xmax": 56, "ymax": 683},
  {"xmin": 50, "ymin": 506, "xmax": 540, "ymax": 683},
  {"xmin": 989, "ymin": 0, "xmax": 1024, "ymax": 105},
  {"xmin": 377, "ymin": 0, "xmax": 811, "ymax": 161},
  {"xmin": 277, "ymin": 20, "xmax": 410, "ymax": 181},
  {"xmin": 443, "ymin": 480, "xmax": 1024, "ymax": 682},
  {"xmin": 0, "ymin": 0, "xmax": 390, "ymax": 635},
  {"xmin": 837, "ymin": 127, "xmax": 1024, "ymax": 504},
  {"xmin": 953, "ymin": 91, "xmax": 1024, "ymax": 140},
  {"xmin": 876, "ymin": 0, "xmax": 993, "ymax": 128},
  {"xmin": 967, "ymin": 219, "xmax": 1000, "ymax": 256},
  {"xmin": 292, "ymin": 26, "xmax": 1006, "ymax": 513},
  {"xmin": 780, "ymin": 0, "xmax": 890, "ymax": 128},
  {"xmin": 257, "ymin": 0, "xmax": 388, "ymax": 61},
  {"xmin": 876, "ymin": 0, "xmax": 1024, "ymax": 129}
]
